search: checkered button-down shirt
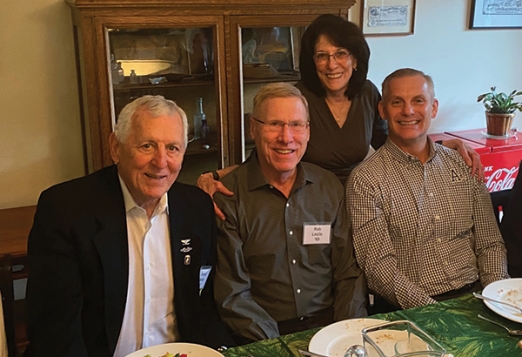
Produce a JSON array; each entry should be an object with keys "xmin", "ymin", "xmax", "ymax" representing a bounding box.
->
[{"xmin": 347, "ymin": 138, "xmax": 509, "ymax": 309}]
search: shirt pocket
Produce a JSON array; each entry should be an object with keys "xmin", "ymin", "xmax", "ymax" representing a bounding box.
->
[
  {"xmin": 388, "ymin": 204, "xmax": 417, "ymax": 242},
  {"xmin": 306, "ymin": 243, "xmax": 331, "ymax": 268}
]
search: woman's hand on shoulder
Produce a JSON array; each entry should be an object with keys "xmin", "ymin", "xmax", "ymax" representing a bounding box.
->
[
  {"xmin": 440, "ymin": 139, "xmax": 484, "ymax": 181},
  {"xmin": 197, "ymin": 167, "xmax": 237, "ymax": 220}
]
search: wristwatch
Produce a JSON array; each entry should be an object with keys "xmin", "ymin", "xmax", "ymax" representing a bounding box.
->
[{"xmin": 203, "ymin": 170, "xmax": 220, "ymax": 180}]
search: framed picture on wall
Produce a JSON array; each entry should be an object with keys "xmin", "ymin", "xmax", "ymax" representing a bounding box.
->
[
  {"xmin": 469, "ymin": 0, "xmax": 522, "ymax": 29},
  {"xmin": 360, "ymin": 0, "xmax": 416, "ymax": 36}
]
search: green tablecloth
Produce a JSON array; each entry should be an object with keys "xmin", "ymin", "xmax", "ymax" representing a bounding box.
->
[{"xmin": 222, "ymin": 293, "xmax": 522, "ymax": 356}]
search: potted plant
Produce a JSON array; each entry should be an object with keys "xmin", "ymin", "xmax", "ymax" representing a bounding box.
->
[{"xmin": 477, "ymin": 86, "xmax": 522, "ymax": 137}]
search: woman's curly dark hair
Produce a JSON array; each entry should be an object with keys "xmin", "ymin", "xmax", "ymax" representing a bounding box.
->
[{"xmin": 299, "ymin": 14, "xmax": 370, "ymax": 100}]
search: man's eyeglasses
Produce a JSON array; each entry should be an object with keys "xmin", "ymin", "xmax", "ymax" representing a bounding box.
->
[
  {"xmin": 312, "ymin": 49, "xmax": 351, "ymax": 65},
  {"xmin": 252, "ymin": 117, "xmax": 309, "ymax": 134}
]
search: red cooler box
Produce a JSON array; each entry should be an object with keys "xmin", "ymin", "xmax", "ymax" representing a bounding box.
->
[
  {"xmin": 428, "ymin": 132, "xmax": 483, "ymax": 150},
  {"xmin": 444, "ymin": 128, "xmax": 522, "ymax": 192}
]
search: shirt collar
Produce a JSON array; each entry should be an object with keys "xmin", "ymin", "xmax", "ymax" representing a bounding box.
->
[
  {"xmin": 245, "ymin": 151, "xmax": 313, "ymax": 192},
  {"xmin": 383, "ymin": 136, "xmax": 437, "ymax": 165},
  {"xmin": 118, "ymin": 175, "xmax": 169, "ymax": 216}
]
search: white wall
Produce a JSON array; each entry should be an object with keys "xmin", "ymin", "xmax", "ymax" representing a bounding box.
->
[
  {"xmin": 0, "ymin": 0, "xmax": 84, "ymax": 209},
  {"xmin": 352, "ymin": 0, "xmax": 522, "ymax": 134},
  {"xmin": 0, "ymin": 0, "xmax": 521, "ymax": 209}
]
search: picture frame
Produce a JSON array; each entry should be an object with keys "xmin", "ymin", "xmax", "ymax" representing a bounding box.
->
[
  {"xmin": 469, "ymin": 0, "xmax": 522, "ymax": 29},
  {"xmin": 360, "ymin": 0, "xmax": 416, "ymax": 36}
]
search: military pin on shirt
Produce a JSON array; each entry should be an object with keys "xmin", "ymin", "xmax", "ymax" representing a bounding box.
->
[{"xmin": 181, "ymin": 238, "xmax": 192, "ymax": 265}]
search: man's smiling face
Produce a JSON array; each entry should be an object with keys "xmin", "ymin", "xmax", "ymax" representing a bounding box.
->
[
  {"xmin": 110, "ymin": 110, "xmax": 185, "ymax": 208},
  {"xmin": 379, "ymin": 74, "xmax": 438, "ymax": 150},
  {"xmin": 251, "ymin": 96, "xmax": 310, "ymax": 181}
]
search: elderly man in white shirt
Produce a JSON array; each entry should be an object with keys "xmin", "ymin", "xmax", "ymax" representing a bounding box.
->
[{"xmin": 25, "ymin": 95, "xmax": 233, "ymax": 357}]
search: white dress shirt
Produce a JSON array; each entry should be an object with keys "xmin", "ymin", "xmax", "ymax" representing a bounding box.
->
[{"xmin": 114, "ymin": 177, "xmax": 179, "ymax": 357}]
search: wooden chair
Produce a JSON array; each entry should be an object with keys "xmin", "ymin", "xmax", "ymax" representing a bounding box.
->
[
  {"xmin": 0, "ymin": 205, "xmax": 35, "ymax": 357},
  {"xmin": 0, "ymin": 255, "xmax": 29, "ymax": 357},
  {"xmin": 0, "ymin": 255, "xmax": 17, "ymax": 357}
]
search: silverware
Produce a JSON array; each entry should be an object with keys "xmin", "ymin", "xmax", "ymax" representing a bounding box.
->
[
  {"xmin": 298, "ymin": 349, "xmax": 329, "ymax": 357},
  {"xmin": 478, "ymin": 314, "xmax": 522, "ymax": 336},
  {"xmin": 472, "ymin": 292, "xmax": 522, "ymax": 313}
]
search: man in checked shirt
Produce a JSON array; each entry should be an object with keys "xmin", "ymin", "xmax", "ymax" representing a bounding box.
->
[{"xmin": 346, "ymin": 68, "xmax": 509, "ymax": 313}]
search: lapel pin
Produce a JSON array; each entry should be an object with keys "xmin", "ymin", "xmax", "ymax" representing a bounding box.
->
[{"xmin": 184, "ymin": 254, "xmax": 191, "ymax": 266}]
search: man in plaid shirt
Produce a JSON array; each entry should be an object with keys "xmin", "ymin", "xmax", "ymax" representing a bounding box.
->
[{"xmin": 346, "ymin": 68, "xmax": 509, "ymax": 312}]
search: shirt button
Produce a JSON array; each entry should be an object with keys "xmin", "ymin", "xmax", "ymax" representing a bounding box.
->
[
  {"xmin": 434, "ymin": 215, "xmax": 440, "ymax": 220},
  {"xmin": 300, "ymin": 317, "xmax": 305, "ymax": 321},
  {"xmin": 437, "ymin": 238, "xmax": 441, "ymax": 243},
  {"xmin": 286, "ymin": 203, "xmax": 290, "ymax": 207},
  {"xmin": 289, "ymin": 231, "xmax": 293, "ymax": 235},
  {"xmin": 297, "ymin": 289, "xmax": 301, "ymax": 294},
  {"xmin": 292, "ymin": 259, "xmax": 296, "ymax": 265}
]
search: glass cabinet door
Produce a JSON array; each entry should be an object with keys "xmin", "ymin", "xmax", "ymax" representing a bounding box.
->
[
  {"xmin": 229, "ymin": 16, "xmax": 316, "ymax": 162},
  {"xmin": 106, "ymin": 25, "xmax": 222, "ymax": 185},
  {"xmin": 240, "ymin": 25, "xmax": 306, "ymax": 160}
]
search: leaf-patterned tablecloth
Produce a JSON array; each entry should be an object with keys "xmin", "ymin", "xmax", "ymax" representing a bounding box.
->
[{"xmin": 222, "ymin": 293, "xmax": 522, "ymax": 356}]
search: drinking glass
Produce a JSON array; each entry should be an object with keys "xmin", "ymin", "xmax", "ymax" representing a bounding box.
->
[{"xmin": 361, "ymin": 320, "xmax": 448, "ymax": 357}]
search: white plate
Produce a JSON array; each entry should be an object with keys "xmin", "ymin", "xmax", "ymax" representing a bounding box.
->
[
  {"xmin": 125, "ymin": 342, "xmax": 224, "ymax": 357},
  {"xmin": 480, "ymin": 129, "xmax": 517, "ymax": 140},
  {"xmin": 118, "ymin": 60, "xmax": 175, "ymax": 76},
  {"xmin": 481, "ymin": 278, "xmax": 522, "ymax": 323},
  {"xmin": 308, "ymin": 318, "xmax": 387, "ymax": 357}
]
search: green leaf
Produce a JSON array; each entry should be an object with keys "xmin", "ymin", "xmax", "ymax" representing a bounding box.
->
[{"xmin": 478, "ymin": 87, "xmax": 522, "ymax": 114}]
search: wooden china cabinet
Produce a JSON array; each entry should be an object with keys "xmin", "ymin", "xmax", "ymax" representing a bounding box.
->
[{"xmin": 66, "ymin": 0, "xmax": 356, "ymax": 184}]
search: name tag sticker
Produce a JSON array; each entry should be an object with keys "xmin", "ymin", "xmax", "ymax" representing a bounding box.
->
[
  {"xmin": 199, "ymin": 265, "xmax": 212, "ymax": 290},
  {"xmin": 303, "ymin": 223, "xmax": 331, "ymax": 245}
]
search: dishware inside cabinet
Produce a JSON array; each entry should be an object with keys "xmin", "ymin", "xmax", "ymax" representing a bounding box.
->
[
  {"xmin": 239, "ymin": 25, "xmax": 306, "ymax": 161},
  {"xmin": 107, "ymin": 27, "xmax": 220, "ymax": 185}
]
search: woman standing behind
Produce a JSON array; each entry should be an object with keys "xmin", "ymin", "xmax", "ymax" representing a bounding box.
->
[{"xmin": 297, "ymin": 14, "xmax": 387, "ymax": 184}]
